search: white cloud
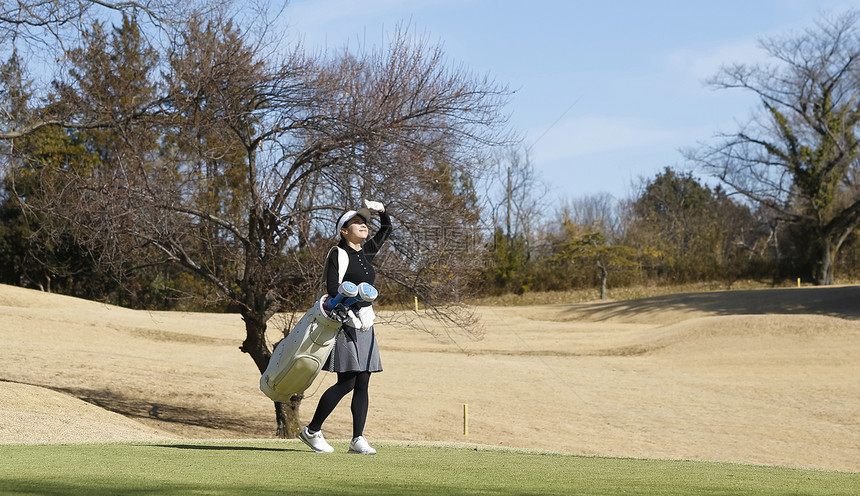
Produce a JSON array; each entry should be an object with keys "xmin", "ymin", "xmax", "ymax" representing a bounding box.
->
[
  {"xmin": 528, "ymin": 115, "xmax": 693, "ymax": 164},
  {"xmin": 663, "ymin": 38, "xmax": 769, "ymax": 85}
]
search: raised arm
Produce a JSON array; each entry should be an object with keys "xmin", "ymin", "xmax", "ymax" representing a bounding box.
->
[{"xmin": 364, "ymin": 210, "xmax": 391, "ymax": 256}]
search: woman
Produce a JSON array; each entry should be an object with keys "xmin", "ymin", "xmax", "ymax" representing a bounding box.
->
[{"xmin": 298, "ymin": 200, "xmax": 391, "ymax": 454}]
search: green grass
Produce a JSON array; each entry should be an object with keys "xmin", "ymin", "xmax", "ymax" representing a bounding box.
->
[{"xmin": 0, "ymin": 441, "xmax": 857, "ymax": 495}]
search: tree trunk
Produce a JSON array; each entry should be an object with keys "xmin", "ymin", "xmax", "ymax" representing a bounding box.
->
[
  {"xmin": 817, "ymin": 218, "xmax": 860, "ymax": 286},
  {"xmin": 275, "ymin": 393, "xmax": 304, "ymax": 438},
  {"xmin": 239, "ymin": 311, "xmax": 303, "ymax": 437},
  {"xmin": 239, "ymin": 312, "xmax": 272, "ymax": 372},
  {"xmin": 817, "ymin": 241, "xmax": 835, "ymax": 286},
  {"xmin": 598, "ymin": 262, "xmax": 608, "ymax": 300},
  {"xmin": 816, "ymin": 249, "xmax": 833, "ymax": 286}
]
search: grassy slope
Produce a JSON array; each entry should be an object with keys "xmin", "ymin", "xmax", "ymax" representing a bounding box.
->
[{"xmin": 0, "ymin": 441, "xmax": 857, "ymax": 496}]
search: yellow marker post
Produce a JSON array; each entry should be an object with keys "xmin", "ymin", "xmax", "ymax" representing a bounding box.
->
[
  {"xmin": 797, "ymin": 277, "xmax": 801, "ymax": 287},
  {"xmin": 414, "ymin": 296, "xmax": 419, "ymax": 312},
  {"xmin": 464, "ymin": 404, "xmax": 468, "ymax": 436}
]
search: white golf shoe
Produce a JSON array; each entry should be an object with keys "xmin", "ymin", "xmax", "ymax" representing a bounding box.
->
[
  {"xmin": 348, "ymin": 436, "xmax": 377, "ymax": 455},
  {"xmin": 298, "ymin": 427, "xmax": 334, "ymax": 453}
]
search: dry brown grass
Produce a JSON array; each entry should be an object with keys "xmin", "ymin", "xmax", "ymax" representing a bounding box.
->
[
  {"xmin": 1, "ymin": 283, "xmax": 858, "ymax": 472},
  {"xmin": 464, "ymin": 279, "xmax": 847, "ymax": 307}
]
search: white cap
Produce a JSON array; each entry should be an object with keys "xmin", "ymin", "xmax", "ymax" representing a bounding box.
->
[{"xmin": 335, "ymin": 208, "xmax": 372, "ymax": 236}]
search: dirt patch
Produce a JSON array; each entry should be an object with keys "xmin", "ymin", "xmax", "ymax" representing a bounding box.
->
[{"xmin": 0, "ymin": 381, "xmax": 174, "ymax": 443}]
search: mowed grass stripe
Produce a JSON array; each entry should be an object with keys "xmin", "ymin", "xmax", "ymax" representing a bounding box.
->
[{"xmin": 0, "ymin": 441, "xmax": 857, "ymax": 496}]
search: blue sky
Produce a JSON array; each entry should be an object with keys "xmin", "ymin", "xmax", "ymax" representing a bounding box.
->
[{"xmin": 281, "ymin": 0, "xmax": 858, "ymax": 202}]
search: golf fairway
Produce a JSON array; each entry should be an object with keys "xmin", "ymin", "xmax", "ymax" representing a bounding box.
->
[{"xmin": 0, "ymin": 441, "xmax": 857, "ymax": 495}]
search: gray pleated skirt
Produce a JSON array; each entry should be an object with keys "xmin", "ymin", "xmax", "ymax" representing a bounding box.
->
[{"xmin": 323, "ymin": 325, "xmax": 382, "ymax": 373}]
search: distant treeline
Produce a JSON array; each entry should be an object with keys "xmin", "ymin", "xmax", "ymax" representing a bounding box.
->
[
  {"xmin": 2, "ymin": 166, "xmax": 857, "ymax": 310},
  {"xmin": 478, "ymin": 168, "xmax": 859, "ymax": 299}
]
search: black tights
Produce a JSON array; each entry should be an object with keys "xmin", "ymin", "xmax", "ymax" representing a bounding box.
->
[{"xmin": 307, "ymin": 371, "xmax": 370, "ymax": 439}]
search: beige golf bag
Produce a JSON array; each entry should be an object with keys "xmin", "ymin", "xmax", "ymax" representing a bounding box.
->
[{"xmin": 259, "ymin": 296, "xmax": 342, "ymax": 402}]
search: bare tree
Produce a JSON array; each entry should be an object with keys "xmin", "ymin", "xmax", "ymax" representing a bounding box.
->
[
  {"xmin": 8, "ymin": 11, "xmax": 511, "ymax": 436},
  {"xmin": 562, "ymin": 192, "xmax": 623, "ymax": 243},
  {"xmin": 688, "ymin": 10, "xmax": 860, "ymax": 285},
  {"xmin": 483, "ymin": 145, "xmax": 548, "ymax": 248}
]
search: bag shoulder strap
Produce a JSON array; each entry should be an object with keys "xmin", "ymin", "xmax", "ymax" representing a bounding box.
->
[
  {"xmin": 317, "ymin": 246, "xmax": 349, "ymax": 298},
  {"xmin": 336, "ymin": 247, "xmax": 348, "ymax": 283}
]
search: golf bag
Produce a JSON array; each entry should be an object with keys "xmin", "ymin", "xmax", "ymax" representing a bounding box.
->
[
  {"xmin": 259, "ymin": 296, "xmax": 342, "ymax": 402},
  {"xmin": 260, "ymin": 246, "xmax": 379, "ymax": 402}
]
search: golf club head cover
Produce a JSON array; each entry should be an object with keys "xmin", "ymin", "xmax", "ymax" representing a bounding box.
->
[
  {"xmin": 341, "ymin": 282, "xmax": 378, "ymax": 307},
  {"xmin": 324, "ymin": 281, "xmax": 359, "ymax": 311},
  {"xmin": 357, "ymin": 282, "xmax": 378, "ymax": 302}
]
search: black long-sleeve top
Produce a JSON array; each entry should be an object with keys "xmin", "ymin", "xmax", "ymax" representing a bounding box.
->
[{"xmin": 325, "ymin": 211, "xmax": 392, "ymax": 306}]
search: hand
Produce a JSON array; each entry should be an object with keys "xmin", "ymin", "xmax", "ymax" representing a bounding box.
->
[{"xmin": 363, "ymin": 200, "xmax": 385, "ymax": 213}]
